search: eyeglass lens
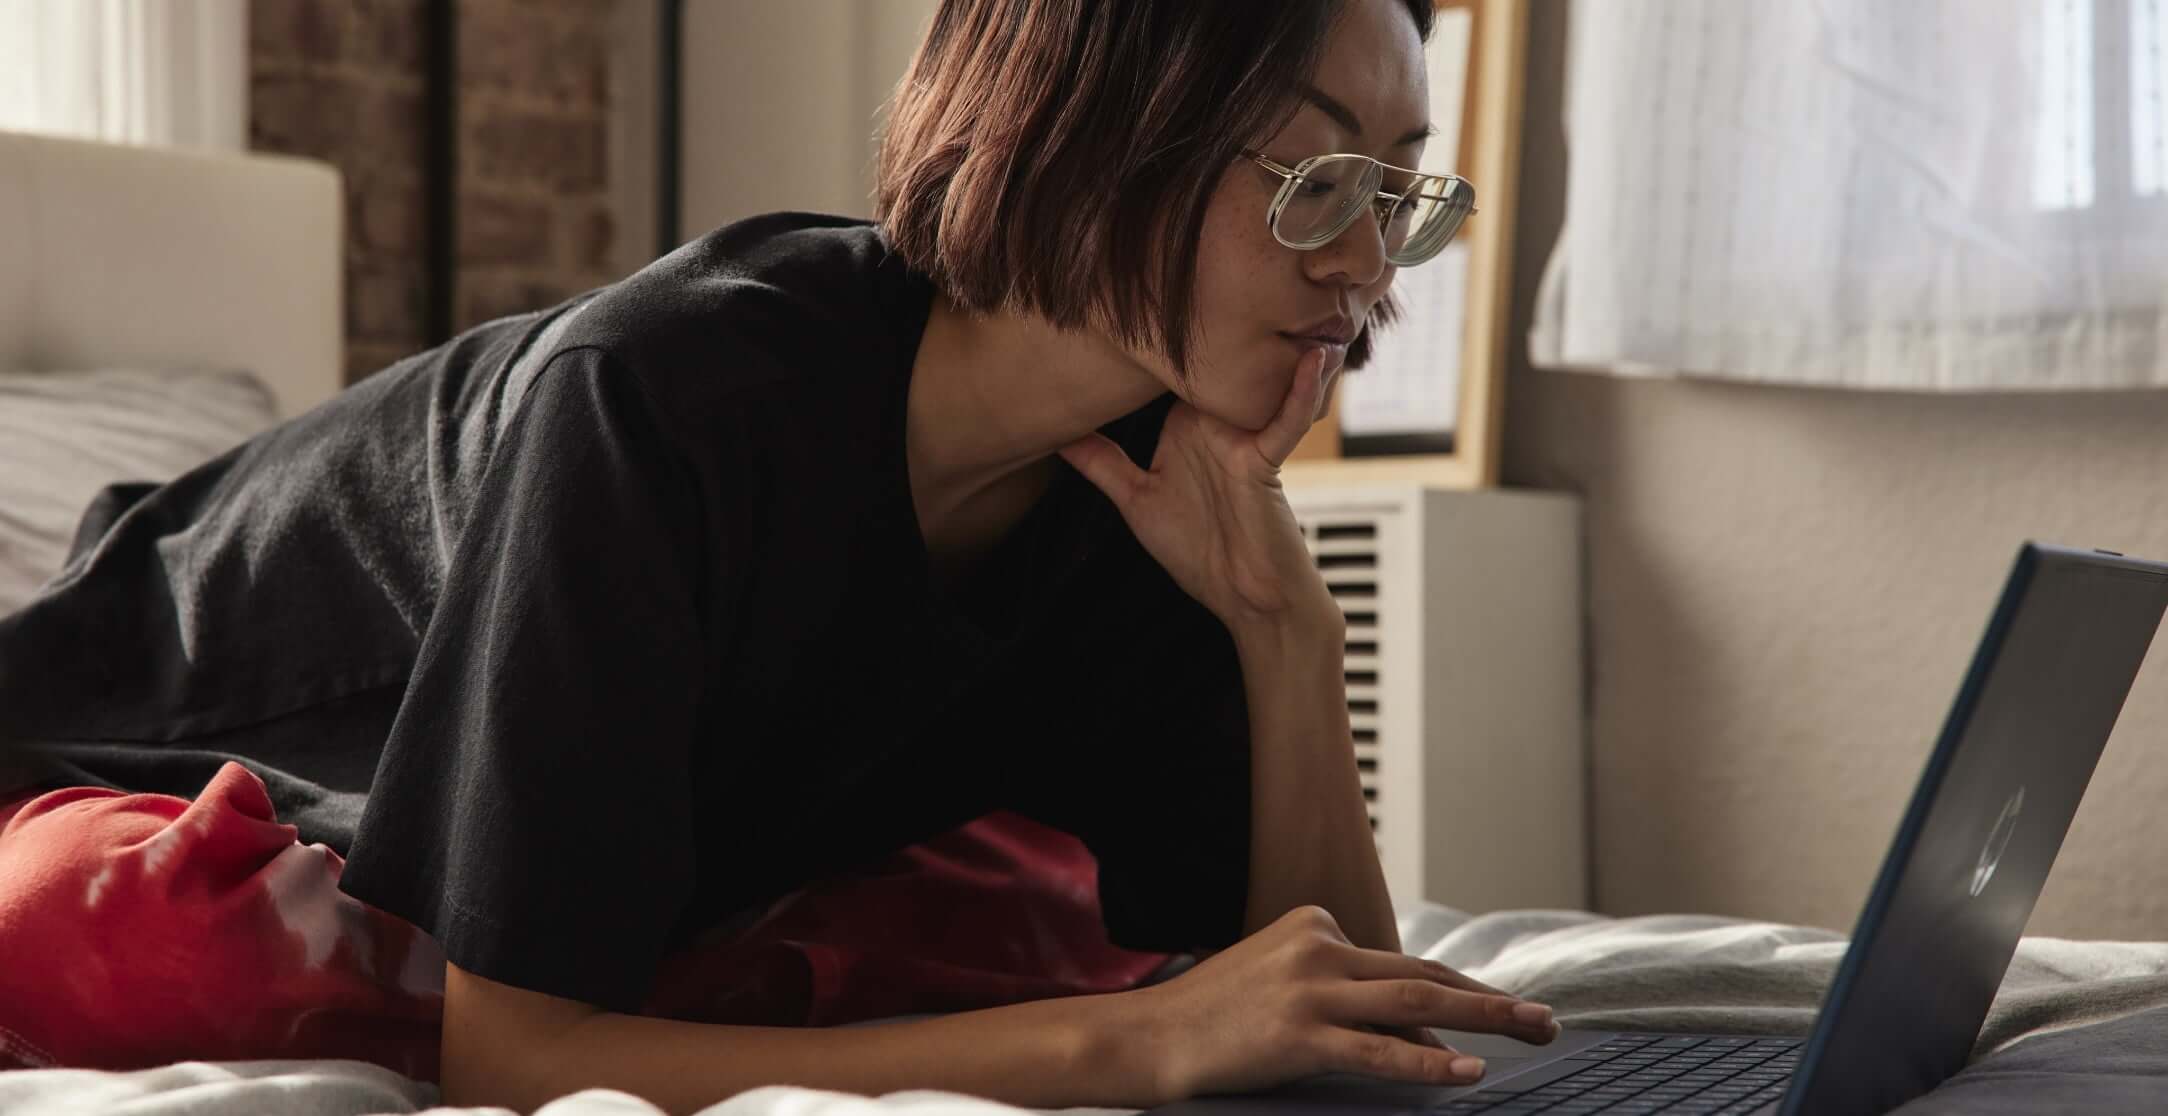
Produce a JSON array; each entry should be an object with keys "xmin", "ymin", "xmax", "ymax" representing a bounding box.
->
[{"xmin": 1276, "ymin": 154, "xmax": 1472, "ymax": 265}]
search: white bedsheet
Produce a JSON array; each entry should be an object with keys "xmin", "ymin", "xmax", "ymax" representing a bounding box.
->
[{"xmin": 6, "ymin": 901, "xmax": 2166, "ymax": 1115}]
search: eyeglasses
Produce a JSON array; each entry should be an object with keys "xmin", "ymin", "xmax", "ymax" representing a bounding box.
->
[{"xmin": 1242, "ymin": 149, "xmax": 1476, "ymax": 267}]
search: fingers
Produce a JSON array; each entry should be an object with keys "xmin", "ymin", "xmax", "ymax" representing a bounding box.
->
[
  {"xmin": 1057, "ymin": 431, "xmax": 1147, "ymax": 513},
  {"xmin": 1340, "ymin": 946, "xmax": 1516, "ymax": 1000},
  {"xmin": 1316, "ymin": 1027, "xmax": 1488, "ymax": 1086},
  {"xmin": 1317, "ymin": 979, "xmax": 1560, "ymax": 1043},
  {"xmin": 1378, "ymin": 1023, "xmax": 1455, "ymax": 1051},
  {"xmin": 1256, "ymin": 346, "xmax": 1326, "ymax": 467}
]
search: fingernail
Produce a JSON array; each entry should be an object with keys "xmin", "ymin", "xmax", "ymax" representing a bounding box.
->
[
  {"xmin": 1451, "ymin": 1056, "xmax": 1485, "ymax": 1078},
  {"xmin": 1512, "ymin": 1002, "xmax": 1554, "ymax": 1026}
]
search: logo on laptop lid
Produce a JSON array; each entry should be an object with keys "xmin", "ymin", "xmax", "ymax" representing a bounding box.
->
[{"xmin": 1971, "ymin": 786, "xmax": 2024, "ymax": 897}]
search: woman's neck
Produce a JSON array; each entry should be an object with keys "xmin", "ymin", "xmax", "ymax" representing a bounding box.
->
[{"xmin": 904, "ymin": 291, "xmax": 1164, "ymax": 553}]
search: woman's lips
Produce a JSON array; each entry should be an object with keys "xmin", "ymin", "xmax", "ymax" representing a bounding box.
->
[{"xmin": 1279, "ymin": 332, "xmax": 1349, "ymax": 370}]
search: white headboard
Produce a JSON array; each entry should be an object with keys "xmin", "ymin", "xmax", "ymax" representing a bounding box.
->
[{"xmin": 0, "ymin": 130, "xmax": 343, "ymax": 420}]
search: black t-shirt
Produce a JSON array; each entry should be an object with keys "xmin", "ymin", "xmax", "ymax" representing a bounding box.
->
[{"xmin": 0, "ymin": 212, "xmax": 1253, "ymax": 1013}]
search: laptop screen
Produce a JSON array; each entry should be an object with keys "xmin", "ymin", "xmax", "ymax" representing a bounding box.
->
[{"xmin": 1786, "ymin": 544, "xmax": 2168, "ymax": 1115}]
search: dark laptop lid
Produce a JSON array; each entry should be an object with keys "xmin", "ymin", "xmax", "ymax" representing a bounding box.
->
[{"xmin": 1784, "ymin": 542, "xmax": 2168, "ymax": 1115}]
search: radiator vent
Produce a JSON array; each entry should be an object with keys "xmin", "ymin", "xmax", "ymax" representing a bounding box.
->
[
  {"xmin": 1284, "ymin": 483, "xmax": 1587, "ymax": 914},
  {"xmin": 1300, "ymin": 515, "xmax": 1383, "ymax": 836}
]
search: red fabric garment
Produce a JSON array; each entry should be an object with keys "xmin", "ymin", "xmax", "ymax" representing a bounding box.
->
[
  {"xmin": 0, "ymin": 761, "xmax": 1178, "ymax": 1079},
  {"xmin": 641, "ymin": 809, "xmax": 1179, "ymax": 1028},
  {"xmin": 0, "ymin": 762, "xmax": 444, "ymax": 1078}
]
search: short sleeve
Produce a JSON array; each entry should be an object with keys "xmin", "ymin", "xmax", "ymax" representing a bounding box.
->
[
  {"xmin": 337, "ymin": 347, "xmax": 711, "ymax": 1013},
  {"xmin": 1015, "ymin": 590, "xmax": 1255, "ymax": 957}
]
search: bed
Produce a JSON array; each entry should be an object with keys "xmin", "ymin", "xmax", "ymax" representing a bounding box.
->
[
  {"xmin": 1, "ymin": 902, "xmax": 2165, "ymax": 1115},
  {"xmin": 0, "ymin": 128, "xmax": 343, "ymax": 615},
  {"xmin": 0, "ymin": 129, "xmax": 341, "ymax": 418},
  {"xmin": 3, "ymin": 128, "xmax": 2166, "ymax": 1116}
]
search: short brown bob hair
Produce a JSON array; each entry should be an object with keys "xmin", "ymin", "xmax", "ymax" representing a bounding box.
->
[{"xmin": 874, "ymin": 0, "xmax": 1438, "ymax": 381}]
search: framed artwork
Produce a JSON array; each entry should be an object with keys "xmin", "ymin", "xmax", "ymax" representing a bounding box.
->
[{"xmin": 1284, "ymin": 0, "xmax": 1529, "ymax": 490}]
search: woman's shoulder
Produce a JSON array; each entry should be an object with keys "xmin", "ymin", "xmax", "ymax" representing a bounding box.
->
[
  {"xmin": 548, "ymin": 212, "xmax": 928, "ymax": 394},
  {"xmin": 423, "ymin": 214, "xmax": 922, "ymax": 504}
]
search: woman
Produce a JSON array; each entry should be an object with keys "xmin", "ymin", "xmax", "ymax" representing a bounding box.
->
[{"xmin": 0, "ymin": 0, "xmax": 1557, "ymax": 1110}]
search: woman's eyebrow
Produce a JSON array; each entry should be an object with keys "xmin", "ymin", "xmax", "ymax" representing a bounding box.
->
[{"xmin": 1298, "ymin": 82, "xmax": 1434, "ymax": 147}]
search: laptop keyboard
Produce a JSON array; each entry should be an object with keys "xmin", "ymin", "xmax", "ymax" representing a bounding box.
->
[{"xmin": 1429, "ymin": 1034, "xmax": 1804, "ymax": 1115}]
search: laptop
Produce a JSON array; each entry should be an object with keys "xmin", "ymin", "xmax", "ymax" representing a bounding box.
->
[{"xmin": 1149, "ymin": 541, "xmax": 2168, "ymax": 1116}]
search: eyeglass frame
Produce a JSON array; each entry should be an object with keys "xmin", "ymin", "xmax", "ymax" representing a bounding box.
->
[{"xmin": 1241, "ymin": 149, "xmax": 1476, "ymax": 266}]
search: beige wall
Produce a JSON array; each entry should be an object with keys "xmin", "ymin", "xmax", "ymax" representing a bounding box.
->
[
  {"xmin": 605, "ymin": 0, "xmax": 937, "ymax": 270},
  {"xmin": 1503, "ymin": 0, "xmax": 2168, "ymax": 939},
  {"xmin": 676, "ymin": 0, "xmax": 936, "ymax": 235}
]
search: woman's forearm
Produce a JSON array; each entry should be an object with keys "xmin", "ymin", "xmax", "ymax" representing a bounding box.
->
[
  {"xmin": 447, "ymin": 990, "xmax": 1162, "ymax": 1115},
  {"xmin": 1229, "ymin": 607, "xmax": 1403, "ymax": 955}
]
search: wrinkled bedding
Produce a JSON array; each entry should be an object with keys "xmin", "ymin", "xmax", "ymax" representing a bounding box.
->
[
  {"xmin": 0, "ymin": 367, "xmax": 277, "ymax": 615},
  {"xmin": 6, "ymin": 902, "xmax": 2166, "ymax": 1115}
]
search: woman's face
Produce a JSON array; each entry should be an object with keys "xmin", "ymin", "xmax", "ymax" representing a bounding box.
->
[{"xmin": 1131, "ymin": 0, "xmax": 1432, "ymax": 434}]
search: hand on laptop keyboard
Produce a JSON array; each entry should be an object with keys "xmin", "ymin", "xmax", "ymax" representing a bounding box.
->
[{"xmin": 1115, "ymin": 905, "xmax": 1561, "ymax": 1104}]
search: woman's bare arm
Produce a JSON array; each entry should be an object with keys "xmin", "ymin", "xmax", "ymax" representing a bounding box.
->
[
  {"xmin": 439, "ymin": 961, "xmax": 1160, "ymax": 1115},
  {"xmin": 1229, "ymin": 606, "xmax": 1400, "ymax": 955}
]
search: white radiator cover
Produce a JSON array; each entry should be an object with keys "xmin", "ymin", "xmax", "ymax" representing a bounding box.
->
[{"xmin": 1287, "ymin": 484, "xmax": 1587, "ymax": 914}]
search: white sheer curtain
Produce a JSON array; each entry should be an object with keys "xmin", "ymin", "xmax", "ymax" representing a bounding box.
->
[
  {"xmin": 1530, "ymin": 0, "xmax": 2168, "ymax": 391},
  {"xmin": 0, "ymin": 0, "xmax": 246, "ymax": 150}
]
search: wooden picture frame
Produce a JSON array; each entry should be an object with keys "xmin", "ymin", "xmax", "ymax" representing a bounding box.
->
[{"xmin": 1283, "ymin": 0, "xmax": 1528, "ymax": 491}]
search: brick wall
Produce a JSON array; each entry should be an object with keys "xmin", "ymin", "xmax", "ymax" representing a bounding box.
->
[
  {"xmin": 456, "ymin": 0, "xmax": 617, "ymax": 331},
  {"xmin": 249, "ymin": 0, "xmax": 621, "ymax": 384}
]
